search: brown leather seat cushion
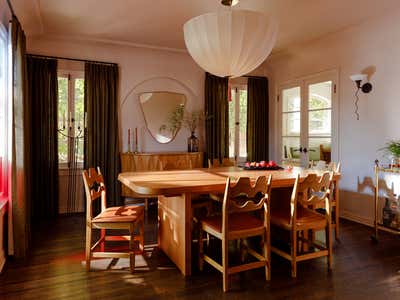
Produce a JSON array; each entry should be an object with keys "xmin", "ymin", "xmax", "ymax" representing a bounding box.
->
[
  {"xmin": 201, "ymin": 213, "xmax": 264, "ymax": 233},
  {"xmin": 93, "ymin": 205, "xmax": 144, "ymax": 223},
  {"xmin": 271, "ymin": 206, "xmax": 326, "ymax": 230}
]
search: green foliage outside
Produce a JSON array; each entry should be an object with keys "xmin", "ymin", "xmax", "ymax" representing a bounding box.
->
[{"xmin": 58, "ymin": 77, "xmax": 68, "ymax": 163}]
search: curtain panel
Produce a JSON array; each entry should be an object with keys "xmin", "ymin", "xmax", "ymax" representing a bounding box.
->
[
  {"xmin": 9, "ymin": 16, "xmax": 30, "ymax": 258},
  {"xmin": 247, "ymin": 77, "xmax": 269, "ymax": 162},
  {"xmin": 27, "ymin": 56, "xmax": 59, "ymax": 220},
  {"xmin": 204, "ymin": 72, "xmax": 229, "ymax": 165},
  {"xmin": 84, "ymin": 62, "xmax": 121, "ymax": 207}
]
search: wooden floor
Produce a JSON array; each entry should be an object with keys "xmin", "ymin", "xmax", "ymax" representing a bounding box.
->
[{"xmin": 1, "ymin": 205, "xmax": 399, "ymax": 300}]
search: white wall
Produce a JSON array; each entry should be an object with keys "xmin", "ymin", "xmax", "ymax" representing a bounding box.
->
[
  {"xmin": 27, "ymin": 37, "xmax": 206, "ymax": 153},
  {"xmin": 265, "ymin": 8, "xmax": 400, "ymax": 225}
]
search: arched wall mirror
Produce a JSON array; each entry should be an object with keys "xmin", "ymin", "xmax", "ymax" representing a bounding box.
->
[{"xmin": 139, "ymin": 91, "xmax": 187, "ymax": 144}]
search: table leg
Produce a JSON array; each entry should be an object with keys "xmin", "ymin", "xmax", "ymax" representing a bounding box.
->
[{"xmin": 158, "ymin": 192, "xmax": 192, "ymax": 276}]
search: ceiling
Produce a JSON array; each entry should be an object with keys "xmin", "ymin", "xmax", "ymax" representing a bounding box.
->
[{"xmin": 11, "ymin": 0, "xmax": 400, "ymax": 52}]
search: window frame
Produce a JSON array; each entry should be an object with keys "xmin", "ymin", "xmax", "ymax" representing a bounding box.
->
[
  {"xmin": 57, "ymin": 70, "xmax": 85, "ymax": 170},
  {"xmin": 0, "ymin": 22, "xmax": 9, "ymax": 197}
]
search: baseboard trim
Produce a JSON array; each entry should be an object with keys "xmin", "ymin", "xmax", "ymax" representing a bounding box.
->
[{"xmin": 340, "ymin": 210, "xmax": 374, "ymax": 227}]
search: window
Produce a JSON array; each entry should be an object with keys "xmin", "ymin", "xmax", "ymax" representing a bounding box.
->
[
  {"xmin": 57, "ymin": 72, "xmax": 84, "ymax": 168},
  {"xmin": 0, "ymin": 23, "xmax": 9, "ymax": 197},
  {"xmin": 279, "ymin": 71, "xmax": 338, "ymax": 166},
  {"xmin": 228, "ymin": 85, "xmax": 247, "ymax": 162}
]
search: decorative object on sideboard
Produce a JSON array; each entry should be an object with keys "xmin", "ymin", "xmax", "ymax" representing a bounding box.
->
[
  {"xmin": 349, "ymin": 73, "xmax": 373, "ymax": 120},
  {"xmin": 184, "ymin": 111, "xmax": 203, "ymax": 152},
  {"xmin": 127, "ymin": 127, "xmax": 139, "ymax": 153},
  {"xmin": 183, "ymin": 0, "xmax": 278, "ymax": 78}
]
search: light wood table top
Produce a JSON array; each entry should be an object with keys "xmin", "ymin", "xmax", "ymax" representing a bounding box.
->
[{"xmin": 118, "ymin": 166, "xmax": 341, "ymax": 196}]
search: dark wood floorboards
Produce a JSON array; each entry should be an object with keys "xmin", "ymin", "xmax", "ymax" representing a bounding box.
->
[{"xmin": 1, "ymin": 205, "xmax": 399, "ymax": 300}]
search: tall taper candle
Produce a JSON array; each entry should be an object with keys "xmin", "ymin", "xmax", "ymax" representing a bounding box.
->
[
  {"xmin": 128, "ymin": 128, "xmax": 131, "ymax": 152},
  {"xmin": 135, "ymin": 127, "xmax": 138, "ymax": 152}
]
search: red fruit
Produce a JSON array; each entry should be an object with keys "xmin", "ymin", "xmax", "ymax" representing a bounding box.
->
[
  {"xmin": 245, "ymin": 162, "xmax": 250, "ymax": 167},
  {"xmin": 259, "ymin": 161, "xmax": 266, "ymax": 167},
  {"xmin": 269, "ymin": 160, "xmax": 277, "ymax": 167}
]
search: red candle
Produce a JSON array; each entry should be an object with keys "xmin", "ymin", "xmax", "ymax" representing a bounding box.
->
[{"xmin": 128, "ymin": 128, "xmax": 131, "ymax": 150}]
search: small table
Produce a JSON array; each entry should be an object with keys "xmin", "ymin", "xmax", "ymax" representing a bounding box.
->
[{"xmin": 118, "ymin": 166, "xmax": 340, "ymax": 276}]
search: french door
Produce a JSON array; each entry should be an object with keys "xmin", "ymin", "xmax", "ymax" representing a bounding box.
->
[{"xmin": 279, "ymin": 70, "xmax": 338, "ymax": 167}]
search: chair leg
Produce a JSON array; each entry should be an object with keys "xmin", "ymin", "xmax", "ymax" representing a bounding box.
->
[
  {"xmin": 326, "ymin": 223, "xmax": 333, "ymax": 270},
  {"xmin": 139, "ymin": 219, "xmax": 145, "ymax": 254},
  {"xmin": 85, "ymin": 223, "xmax": 92, "ymax": 272},
  {"xmin": 222, "ymin": 237, "xmax": 229, "ymax": 292},
  {"xmin": 264, "ymin": 228, "xmax": 271, "ymax": 281},
  {"xmin": 129, "ymin": 224, "xmax": 135, "ymax": 274},
  {"xmin": 100, "ymin": 229, "xmax": 106, "ymax": 252},
  {"xmin": 239, "ymin": 239, "xmax": 246, "ymax": 263},
  {"xmin": 198, "ymin": 226, "xmax": 204, "ymax": 271},
  {"xmin": 335, "ymin": 205, "xmax": 340, "ymax": 240},
  {"xmin": 291, "ymin": 230, "xmax": 297, "ymax": 278}
]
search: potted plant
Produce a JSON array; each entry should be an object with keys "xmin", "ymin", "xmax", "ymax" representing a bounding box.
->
[{"xmin": 381, "ymin": 140, "xmax": 400, "ymax": 167}]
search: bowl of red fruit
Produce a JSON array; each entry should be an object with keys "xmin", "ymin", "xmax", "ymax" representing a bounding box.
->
[{"xmin": 243, "ymin": 160, "xmax": 283, "ymax": 170}]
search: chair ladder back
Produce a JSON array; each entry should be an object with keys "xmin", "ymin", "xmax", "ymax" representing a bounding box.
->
[
  {"xmin": 289, "ymin": 175, "xmax": 300, "ymax": 228},
  {"xmin": 298, "ymin": 172, "xmax": 332, "ymax": 207},
  {"xmin": 82, "ymin": 167, "xmax": 107, "ymax": 220},
  {"xmin": 208, "ymin": 158, "xmax": 221, "ymax": 168},
  {"xmin": 335, "ymin": 162, "xmax": 341, "ymax": 173},
  {"xmin": 222, "ymin": 176, "xmax": 272, "ymax": 234}
]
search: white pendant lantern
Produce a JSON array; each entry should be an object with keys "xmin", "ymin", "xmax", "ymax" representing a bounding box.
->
[{"xmin": 183, "ymin": 9, "xmax": 278, "ymax": 78}]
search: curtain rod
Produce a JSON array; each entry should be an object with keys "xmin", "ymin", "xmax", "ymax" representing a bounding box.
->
[
  {"xmin": 243, "ymin": 75, "xmax": 267, "ymax": 79},
  {"xmin": 26, "ymin": 54, "xmax": 118, "ymax": 66}
]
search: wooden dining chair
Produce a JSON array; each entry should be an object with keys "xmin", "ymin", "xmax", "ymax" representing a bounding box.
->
[
  {"xmin": 331, "ymin": 162, "xmax": 341, "ymax": 240},
  {"xmin": 82, "ymin": 167, "xmax": 145, "ymax": 273},
  {"xmin": 198, "ymin": 175, "xmax": 272, "ymax": 292},
  {"xmin": 270, "ymin": 172, "xmax": 334, "ymax": 278},
  {"xmin": 208, "ymin": 157, "xmax": 235, "ymax": 168}
]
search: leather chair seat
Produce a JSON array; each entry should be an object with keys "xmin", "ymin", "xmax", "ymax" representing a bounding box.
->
[
  {"xmin": 93, "ymin": 205, "xmax": 144, "ymax": 223},
  {"xmin": 271, "ymin": 206, "xmax": 326, "ymax": 230}
]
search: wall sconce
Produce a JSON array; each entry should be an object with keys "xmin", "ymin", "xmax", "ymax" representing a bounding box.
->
[{"xmin": 350, "ymin": 74, "xmax": 373, "ymax": 120}]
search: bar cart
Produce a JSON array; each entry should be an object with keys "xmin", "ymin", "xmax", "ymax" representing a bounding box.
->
[{"xmin": 372, "ymin": 160, "xmax": 400, "ymax": 242}]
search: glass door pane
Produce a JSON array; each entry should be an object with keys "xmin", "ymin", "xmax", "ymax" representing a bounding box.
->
[
  {"xmin": 307, "ymin": 81, "xmax": 332, "ymax": 163},
  {"xmin": 228, "ymin": 88, "xmax": 236, "ymax": 158},
  {"xmin": 74, "ymin": 78, "xmax": 84, "ymax": 162},
  {"xmin": 238, "ymin": 89, "xmax": 247, "ymax": 159},
  {"xmin": 58, "ymin": 77, "xmax": 68, "ymax": 164},
  {"xmin": 281, "ymin": 86, "xmax": 301, "ymax": 162}
]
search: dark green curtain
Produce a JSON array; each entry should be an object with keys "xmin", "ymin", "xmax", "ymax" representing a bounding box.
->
[
  {"xmin": 204, "ymin": 72, "xmax": 229, "ymax": 164},
  {"xmin": 84, "ymin": 62, "xmax": 121, "ymax": 207},
  {"xmin": 27, "ymin": 57, "xmax": 59, "ymax": 219},
  {"xmin": 10, "ymin": 16, "xmax": 30, "ymax": 258},
  {"xmin": 247, "ymin": 77, "xmax": 269, "ymax": 162}
]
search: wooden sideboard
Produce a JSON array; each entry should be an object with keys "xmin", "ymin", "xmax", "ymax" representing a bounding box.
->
[{"xmin": 120, "ymin": 152, "xmax": 203, "ymax": 198}]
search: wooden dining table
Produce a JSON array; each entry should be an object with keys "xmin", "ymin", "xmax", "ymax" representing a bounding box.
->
[{"xmin": 118, "ymin": 166, "xmax": 340, "ymax": 276}]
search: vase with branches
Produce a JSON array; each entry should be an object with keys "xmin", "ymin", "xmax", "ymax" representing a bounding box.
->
[{"xmin": 184, "ymin": 110, "xmax": 203, "ymax": 152}]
